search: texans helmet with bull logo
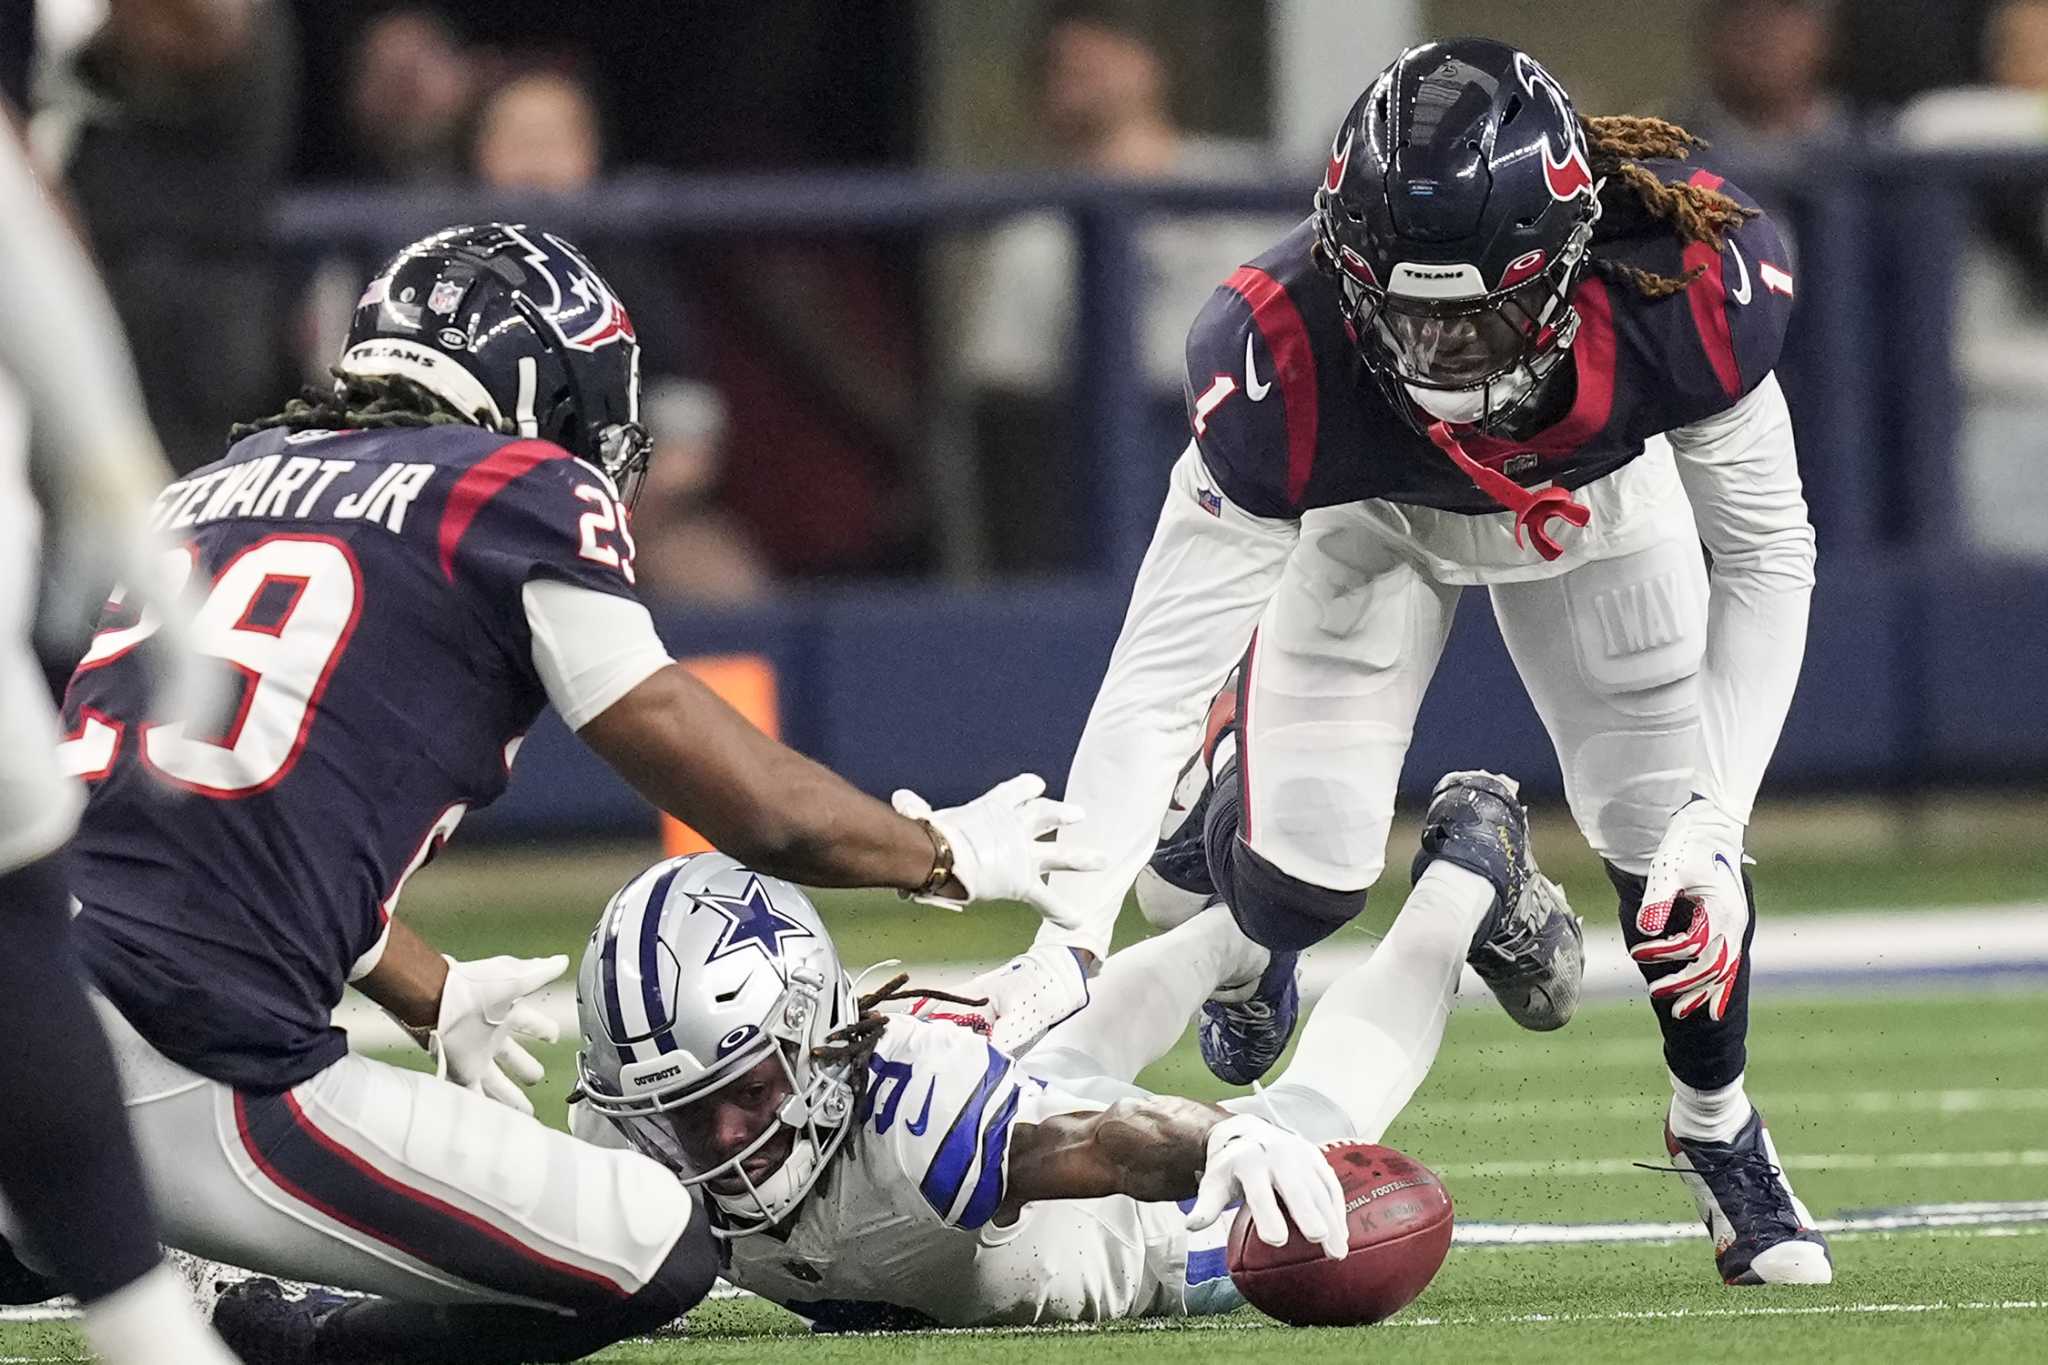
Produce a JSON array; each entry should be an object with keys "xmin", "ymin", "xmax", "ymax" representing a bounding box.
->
[{"xmin": 342, "ymin": 222, "xmax": 652, "ymax": 503}]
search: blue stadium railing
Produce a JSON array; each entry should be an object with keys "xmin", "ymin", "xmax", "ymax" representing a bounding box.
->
[{"xmin": 269, "ymin": 148, "xmax": 2048, "ymax": 833}]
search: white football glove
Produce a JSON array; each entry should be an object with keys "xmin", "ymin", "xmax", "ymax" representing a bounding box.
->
[
  {"xmin": 1186, "ymin": 1114, "xmax": 1348, "ymax": 1262},
  {"xmin": 431, "ymin": 953, "xmax": 566, "ymax": 1115},
  {"xmin": 891, "ymin": 774, "xmax": 1105, "ymax": 930},
  {"xmin": 1632, "ymin": 795, "xmax": 1751, "ymax": 1022},
  {"xmin": 914, "ymin": 944, "xmax": 1092, "ymax": 1056}
]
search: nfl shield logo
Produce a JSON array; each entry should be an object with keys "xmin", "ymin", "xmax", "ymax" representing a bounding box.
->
[{"xmin": 427, "ymin": 279, "xmax": 464, "ymax": 315}]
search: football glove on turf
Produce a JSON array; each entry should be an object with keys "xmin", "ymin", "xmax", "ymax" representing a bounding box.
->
[{"xmin": 1187, "ymin": 1114, "xmax": 1349, "ymax": 1261}]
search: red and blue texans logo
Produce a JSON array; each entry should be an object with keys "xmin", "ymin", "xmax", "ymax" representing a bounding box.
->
[
  {"xmin": 1513, "ymin": 53, "xmax": 1594, "ymax": 204},
  {"xmin": 503, "ymin": 225, "xmax": 638, "ymax": 353}
]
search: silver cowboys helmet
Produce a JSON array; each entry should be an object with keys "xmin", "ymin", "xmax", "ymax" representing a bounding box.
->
[{"xmin": 574, "ymin": 852, "xmax": 857, "ymax": 1237}]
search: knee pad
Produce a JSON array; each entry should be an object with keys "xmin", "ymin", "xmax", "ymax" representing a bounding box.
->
[
  {"xmin": 1216, "ymin": 840, "xmax": 1366, "ymax": 953},
  {"xmin": 616, "ymin": 1198, "xmax": 718, "ymax": 1336}
]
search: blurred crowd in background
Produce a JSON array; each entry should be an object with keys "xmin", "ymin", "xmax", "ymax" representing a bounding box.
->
[{"xmin": 4, "ymin": 0, "xmax": 2046, "ymax": 598}]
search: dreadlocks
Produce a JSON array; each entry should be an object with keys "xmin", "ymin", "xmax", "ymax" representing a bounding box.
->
[
  {"xmin": 228, "ymin": 370, "xmax": 499, "ymax": 444},
  {"xmin": 811, "ymin": 973, "xmax": 989, "ymax": 1072},
  {"xmin": 1580, "ymin": 115, "xmax": 1757, "ymax": 300}
]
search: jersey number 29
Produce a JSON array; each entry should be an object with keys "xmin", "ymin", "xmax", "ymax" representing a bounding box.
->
[{"xmin": 59, "ymin": 535, "xmax": 363, "ymax": 798}]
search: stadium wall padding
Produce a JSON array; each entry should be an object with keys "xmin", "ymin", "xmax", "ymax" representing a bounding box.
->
[{"xmin": 464, "ymin": 552, "xmax": 2041, "ymax": 841}]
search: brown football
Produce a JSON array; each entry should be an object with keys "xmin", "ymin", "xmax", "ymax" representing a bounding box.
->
[{"xmin": 1226, "ymin": 1142, "xmax": 1454, "ymax": 1326}]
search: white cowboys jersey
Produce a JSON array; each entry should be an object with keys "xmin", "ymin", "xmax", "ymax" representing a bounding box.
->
[{"xmin": 574, "ymin": 1014, "xmax": 1240, "ymax": 1328}]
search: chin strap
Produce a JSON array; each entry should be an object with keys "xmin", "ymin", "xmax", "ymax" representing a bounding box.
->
[{"xmin": 1425, "ymin": 420, "xmax": 1591, "ymax": 561}]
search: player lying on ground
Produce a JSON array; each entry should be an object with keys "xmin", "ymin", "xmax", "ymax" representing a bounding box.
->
[
  {"xmin": 1022, "ymin": 36, "xmax": 1830, "ymax": 1285},
  {"xmin": 549, "ymin": 769, "xmax": 1559, "ymax": 1328},
  {"xmin": 0, "ymin": 223, "xmax": 1098, "ymax": 1365},
  {"xmin": 543, "ymin": 771, "xmax": 1566, "ymax": 1327}
]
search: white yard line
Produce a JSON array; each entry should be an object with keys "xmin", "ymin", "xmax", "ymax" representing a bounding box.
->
[
  {"xmin": 1441, "ymin": 1149, "xmax": 2048, "ymax": 1180},
  {"xmin": 1422, "ymin": 1086, "xmax": 2048, "ymax": 1122},
  {"xmin": 7, "ymin": 1203, "xmax": 2042, "ymax": 1328},
  {"xmin": 334, "ymin": 903, "xmax": 2048, "ymax": 1052},
  {"xmin": 1455, "ymin": 1200, "xmax": 2048, "ymax": 1245},
  {"xmin": 1388, "ymin": 1299, "xmax": 2048, "ymax": 1329}
]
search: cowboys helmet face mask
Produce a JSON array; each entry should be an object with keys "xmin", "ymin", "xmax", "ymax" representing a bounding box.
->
[
  {"xmin": 575, "ymin": 853, "xmax": 857, "ymax": 1238},
  {"xmin": 1313, "ymin": 39, "xmax": 1601, "ymax": 433},
  {"xmin": 340, "ymin": 222, "xmax": 652, "ymax": 504}
]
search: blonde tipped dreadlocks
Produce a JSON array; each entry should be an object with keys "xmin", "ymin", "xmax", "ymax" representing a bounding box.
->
[
  {"xmin": 1580, "ymin": 115, "xmax": 1757, "ymax": 300},
  {"xmin": 811, "ymin": 973, "xmax": 990, "ymax": 1072}
]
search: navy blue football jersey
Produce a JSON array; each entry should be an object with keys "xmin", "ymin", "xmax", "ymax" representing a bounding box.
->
[
  {"xmin": 1184, "ymin": 161, "xmax": 1794, "ymax": 523},
  {"xmin": 60, "ymin": 424, "xmax": 643, "ymax": 1092}
]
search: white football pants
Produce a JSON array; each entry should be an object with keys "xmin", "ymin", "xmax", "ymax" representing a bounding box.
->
[
  {"xmin": 1236, "ymin": 481, "xmax": 1709, "ymax": 892},
  {"xmin": 0, "ymin": 993, "xmax": 693, "ymax": 1314}
]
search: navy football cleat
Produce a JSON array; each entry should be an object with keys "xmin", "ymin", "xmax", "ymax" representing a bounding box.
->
[
  {"xmin": 1413, "ymin": 769, "xmax": 1583, "ymax": 1031},
  {"xmin": 1198, "ymin": 933, "xmax": 1299, "ymax": 1086},
  {"xmin": 212, "ymin": 1276, "xmax": 357, "ymax": 1365},
  {"xmin": 1663, "ymin": 1111, "xmax": 1834, "ymax": 1285},
  {"xmin": 1135, "ymin": 670, "xmax": 1241, "ymax": 931}
]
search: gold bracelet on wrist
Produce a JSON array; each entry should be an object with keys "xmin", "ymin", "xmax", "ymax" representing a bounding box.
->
[{"xmin": 913, "ymin": 818, "xmax": 955, "ymax": 897}]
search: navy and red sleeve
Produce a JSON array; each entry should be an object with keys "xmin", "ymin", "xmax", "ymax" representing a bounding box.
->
[
  {"xmin": 1673, "ymin": 171, "xmax": 1797, "ymax": 415},
  {"xmin": 433, "ymin": 437, "xmax": 642, "ymax": 653},
  {"xmin": 1182, "ymin": 267, "xmax": 1320, "ymax": 522}
]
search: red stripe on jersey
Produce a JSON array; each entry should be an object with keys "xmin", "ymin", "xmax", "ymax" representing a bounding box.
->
[
  {"xmin": 1682, "ymin": 169, "xmax": 1742, "ymax": 401},
  {"xmin": 1222, "ymin": 267, "xmax": 1318, "ymax": 505},
  {"xmin": 1451, "ymin": 275, "xmax": 1617, "ymax": 465},
  {"xmin": 436, "ymin": 439, "xmax": 568, "ymax": 581}
]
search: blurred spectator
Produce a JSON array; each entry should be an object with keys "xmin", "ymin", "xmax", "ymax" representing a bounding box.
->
[
  {"xmin": 1896, "ymin": 0, "xmax": 2048, "ymax": 560},
  {"xmin": 631, "ymin": 379, "xmax": 773, "ymax": 604},
  {"xmin": 955, "ymin": 0, "xmax": 1283, "ymax": 573},
  {"xmin": 345, "ymin": 6, "xmax": 475, "ymax": 183},
  {"xmin": 33, "ymin": 0, "xmax": 297, "ymax": 473},
  {"xmin": 471, "ymin": 68, "xmax": 601, "ymax": 193},
  {"xmin": 1675, "ymin": 0, "xmax": 1856, "ymax": 161}
]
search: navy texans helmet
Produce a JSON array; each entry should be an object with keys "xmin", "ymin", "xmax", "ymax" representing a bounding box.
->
[
  {"xmin": 338, "ymin": 223, "xmax": 652, "ymax": 503},
  {"xmin": 1313, "ymin": 38, "xmax": 1601, "ymax": 432}
]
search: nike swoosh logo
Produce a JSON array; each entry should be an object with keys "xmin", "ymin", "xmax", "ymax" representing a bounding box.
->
[
  {"xmin": 1713, "ymin": 853, "xmax": 1735, "ymax": 876},
  {"xmin": 904, "ymin": 1082, "xmax": 935, "ymax": 1137},
  {"xmin": 1726, "ymin": 241, "xmax": 1751, "ymax": 305},
  {"xmin": 1245, "ymin": 335, "xmax": 1272, "ymax": 402}
]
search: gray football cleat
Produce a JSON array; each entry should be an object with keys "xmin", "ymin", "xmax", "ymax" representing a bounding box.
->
[{"xmin": 1413, "ymin": 769, "xmax": 1584, "ymax": 1031}]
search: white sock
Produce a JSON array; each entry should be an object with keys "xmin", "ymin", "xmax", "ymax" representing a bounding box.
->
[
  {"xmin": 1668, "ymin": 1072, "xmax": 1755, "ymax": 1143},
  {"xmin": 1264, "ymin": 861, "xmax": 1493, "ymax": 1142},
  {"xmin": 81, "ymin": 1262, "xmax": 240, "ymax": 1365},
  {"xmin": 1031, "ymin": 905, "xmax": 1264, "ymax": 1083}
]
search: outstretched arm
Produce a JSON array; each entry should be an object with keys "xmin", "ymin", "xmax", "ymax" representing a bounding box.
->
[
  {"xmin": 1003, "ymin": 1101, "xmax": 1348, "ymax": 1258},
  {"xmin": 1004, "ymin": 1096, "xmax": 1224, "ymax": 1206},
  {"xmin": 580, "ymin": 661, "xmax": 958, "ymax": 891}
]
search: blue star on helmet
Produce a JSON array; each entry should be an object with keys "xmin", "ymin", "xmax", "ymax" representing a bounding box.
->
[{"xmin": 692, "ymin": 877, "xmax": 814, "ymax": 964}]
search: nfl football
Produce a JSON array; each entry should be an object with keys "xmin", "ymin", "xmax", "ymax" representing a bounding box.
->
[{"xmin": 1227, "ymin": 1142, "xmax": 1453, "ymax": 1326}]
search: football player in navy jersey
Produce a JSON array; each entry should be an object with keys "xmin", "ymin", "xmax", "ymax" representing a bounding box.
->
[
  {"xmin": 1030, "ymin": 39, "xmax": 1831, "ymax": 1285},
  {"xmin": 0, "ymin": 113, "xmax": 239, "ymax": 1365},
  {"xmin": 22, "ymin": 223, "xmax": 1099, "ymax": 1363}
]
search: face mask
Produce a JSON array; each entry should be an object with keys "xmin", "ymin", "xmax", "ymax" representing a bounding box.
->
[{"xmin": 1404, "ymin": 365, "xmax": 1536, "ymax": 425}]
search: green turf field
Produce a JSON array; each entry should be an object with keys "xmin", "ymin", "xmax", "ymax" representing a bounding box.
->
[
  {"xmin": 6, "ymin": 989, "xmax": 2042, "ymax": 1362},
  {"xmin": 389, "ymin": 797, "xmax": 2048, "ymax": 970},
  {"xmin": 5, "ymin": 815, "xmax": 2044, "ymax": 1362}
]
